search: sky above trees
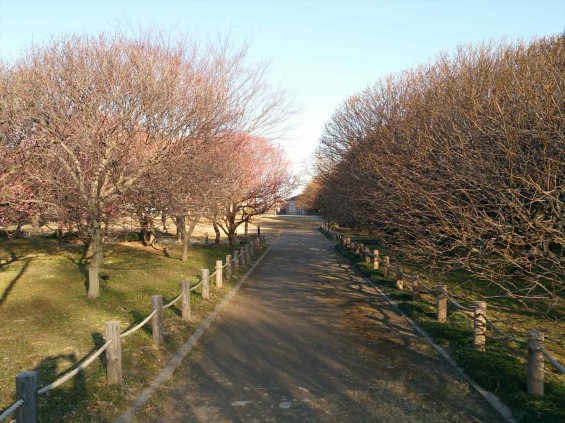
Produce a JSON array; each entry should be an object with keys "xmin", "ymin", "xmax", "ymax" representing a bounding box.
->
[{"xmin": 1, "ymin": 0, "xmax": 563, "ymax": 179}]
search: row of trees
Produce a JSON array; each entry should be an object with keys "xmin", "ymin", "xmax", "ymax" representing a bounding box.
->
[
  {"xmin": 309, "ymin": 35, "xmax": 564, "ymax": 304},
  {"xmin": 0, "ymin": 31, "xmax": 295, "ymax": 298}
]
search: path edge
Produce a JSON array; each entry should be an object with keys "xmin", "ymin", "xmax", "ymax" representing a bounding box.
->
[
  {"xmin": 322, "ymin": 231, "xmax": 517, "ymax": 423},
  {"xmin": 116, "ymin": 245, "xmax": 273, "ymax": 423}
]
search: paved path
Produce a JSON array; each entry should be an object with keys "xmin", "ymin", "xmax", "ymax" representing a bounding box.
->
[{"xmin": 135, "ymin": 217, "xmax": 501, "ymax": 423}]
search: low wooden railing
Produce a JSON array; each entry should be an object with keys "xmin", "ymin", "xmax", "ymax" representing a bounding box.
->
[
  {"xmin": 321, "ymin": 223, "xmax": 564, "ymax": 397},
  {"xmin": 0, "ymin": 235, "xmax": 266, "ymax": 423}
]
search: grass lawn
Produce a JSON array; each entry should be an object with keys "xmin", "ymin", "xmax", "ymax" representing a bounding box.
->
[
  {"xmin": 0, "ymin": 236, "xmax": 248, "ymax": 422},
  {"xmin": 326, "ymin": 227, "xmax": 565, "ymax": 423}
]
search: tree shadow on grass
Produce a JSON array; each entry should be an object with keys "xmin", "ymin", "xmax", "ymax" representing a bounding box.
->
[
  {"xmin": 35, "ymin": 352, "xmax": 88, "ymax": 422},
  {"xmin": 0, "ymin": 259, "xmax": 30, "ymax": 307}
]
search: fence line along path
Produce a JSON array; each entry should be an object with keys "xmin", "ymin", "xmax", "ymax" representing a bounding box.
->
[
  {"xmin": 0, "ymin": 234, "xmax": 266, "ymax": 423},
  {"xmin": 321, "ymin": 223, "xmax": 564, "ymax": 398}
]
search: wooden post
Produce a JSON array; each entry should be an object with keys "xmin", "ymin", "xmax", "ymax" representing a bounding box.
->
[
  {"xmin": 395, "ymin": 263, "xmax": 403, "ymax": 289},
  {"xmin": 257, "ymin": 225, "xmax": 261, "ymax": 235},
  {"xmin": 473, "ymin": 301, "xmax": 487, "ymax": 352},
  {"xmin": 239, "ymin": 247, "xmax": 246, "ymax": 267},
  {"xmin": 436, "ymin": 284, "xmax": 447, "ymax": 322},
  {"xmin": 151, "ymin": 295, "xmax": 164, "ymax": 348},
  {"xmin": 215, "ymin": 260, "xmax": 223, "ymax": 288},
  {"xmin": 355, "ymin": 243, "xmax": 360, "ymax": 255},
  {"xmin": 384, "ymin": 256, "xmax": 390, "ymax": 278},
  {"xmin": 181, "ymin": 280, "xmax": 190, "ymax": 321},
  {"xmin": 201, "ymin": 269, "xmax": 210, "ymax": 300},
  {"xmin": 205, "ymin": 233, "xmax": 209, "ymax": 244},
  {"xmin": 233, "ymin": 251, "xmax": 240, "ymax": 270},
  {"xmin": 527, "ymin": 331, "xmax": 544, "ymax": 396},
  {"xmin": 105, "ymin": 321, "xmax": 122, "ymax": 385},
  {"xmin": 411, "ymin": 273, "xmax": 421, "ymax": 301},
  {"xmin": 225, "ymin": 255, "xmax": 232, "ymax": 280},
  {"xmin": 15, "ymin": 371, "xmax": 38, "ymax": 423},
  {"xmin": 373, "ymin": 250, "xmax": 379, "ymax": 269}
]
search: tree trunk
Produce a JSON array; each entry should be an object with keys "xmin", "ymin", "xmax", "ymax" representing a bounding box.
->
[
  {"xmin": 244, "ymin": 220, "xmax": 248, "ymax": 241},
  {"xmin": 174, "ymin": 216, "xmax": 188, "ymax": 262},
  {"xmin": 139, "ymin": 212, "xmax": 155, "ymax": 246},
  {"xmin": 88, "ymin": 222, "xmax": 102, "ymax": 299},
  {"xmin": 228, "ymin": 227, "xmax": 237, "ymax": 248},
  {"xmin": 213, "ymin": 220, "xmax": 221, "ymax": 244},
  {"xmin": 161, "ymin": 211, "xmax": 167, "ymax": 233}
]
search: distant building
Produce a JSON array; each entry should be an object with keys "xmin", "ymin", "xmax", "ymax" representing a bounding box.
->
[{"xmin": 281, "ymin": 195, "xmax": 307, "ymax": 215}]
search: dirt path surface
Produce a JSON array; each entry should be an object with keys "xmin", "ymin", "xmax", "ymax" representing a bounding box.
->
[{"xmin": 133, "ymin": 216, "xmax": 501, "ymax": 423}]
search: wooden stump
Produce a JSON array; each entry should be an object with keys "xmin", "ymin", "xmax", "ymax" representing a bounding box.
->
[
  {"xmin": 105, "ymin": 321, "xmax": 122, "ymax": 385},
  {"xmin": 411, "ymin": 273, "xmax": 421, "ymax": 301},
  {"xmin": 181, "ymin": 279, "xmax": 191, "ymax": 321},
  {"xmin": 215, "ymin": 260, "xmax": 223, "ymax": 288},
  {"xmin": 201, "ymin": 269, "xmax": 210, "ymax": 300},
  {"xmin": 527, "ymin": 331, "xmax": 544, "ymax": 396},
  {"xmin": 373, "ymin": 250, "xmax": 379, "ymax": 269},
  {"xmin": 436, "ymin": 284, "xmax": 447, "ymax": 322},
  {"xmin": 151, "ymin": 295, "xmax": 164, "ymax": 347},
  {"xmin": 473, "ymin": 301, "xmax": 487, "ymax": 352},
  {"xmin": 233, "ymin": 251, "xmax": 240, "ymax": 270},
  {"xmin": 395, "ymin": 263, "xmax": 403, "ymax": 289},
  {"xmin": 15, "ymin": 372, "xmax": 38, "ymax": 423},
  {"xmin": 384, "ymin": 256, "xmax": 390, "ymax": 278},
  {"xmin": 225, "ymin": 255, "xmax": 232, "ymax": 280}
]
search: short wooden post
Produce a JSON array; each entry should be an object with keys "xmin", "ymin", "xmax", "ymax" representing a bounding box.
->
[
  {"xmin": 15, "ymin": 371, "xmax": 38, "ymax": 423},
  {"xmin": 239, "ymin": 247, "xmax": 246, "ymax": 267},
  {"xmin": 181, "ymin": 279, "xmax": 190, "ymax": 321},
  {"xmin": 436, "ymin": 284, "xmax": 447, "ymax": 322},
  {"xmin": 395, "ymin": 263, "xmax": 403, "ymax": 289},
  {"xmin": 105, "ymin": 321, "xmax": 122, "ymax": 385},
  {"xmin": 473, "ymin": 301, "xmax": 487, "ymax": 352},
  {"xmin": 151, "ymin": 295, "xmax": 164, "ymax": 347},
  {"xmin": 215, "ymin": 260, "xmax": 223, "ymax": 288},
  {"xmin": 527, "ymin": 330, "xmax": 544, "ymax": 396},
  {"xmin": 354, "ymin": 243, "xmax": 360, "ymax": 255},
  {"xmin": 384, "ymin": 256, "xmax": 390, "ymax": 278},
  {"xmin": 201, "ymin": 269, "xmax": 210, "ymax": 300},
  {"xmin": 411, "ymin": 273, "xmax": 421, "ymax": 301},
  {"xmin": 373, "ymin": 250, "xmax": 379, "ymax": 269},
  {"xmin": 233, "ymin": 251, "xmax": 240, "ymax": 270},
  {"xmin": 225, "ymin": 255, "xmax": 232, "ymax": 280}
]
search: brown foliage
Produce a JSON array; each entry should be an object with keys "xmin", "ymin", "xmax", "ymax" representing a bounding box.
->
[{"xmin": 314, "ymin": 36, "xmax": 565, "ymax": 303}]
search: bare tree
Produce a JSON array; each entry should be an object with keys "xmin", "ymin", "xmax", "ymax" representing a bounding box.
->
[
  {"xmin": 213, "ymin": 134, "xmax": 295, "ymax": 247},
  {"xmin": 314, "ymin": 35, "xmax": 565, "ymax": 305}
]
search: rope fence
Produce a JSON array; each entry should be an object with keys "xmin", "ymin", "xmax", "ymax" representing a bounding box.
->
[
  {"xmin": 0, "ymin": 400, "xmax": 24, "ymax": 422},
  {"xmin": 321, "ymin": 223, "xmax": 564, "ymax": 398},
  {"xmin": 0, "ymin": 233, "xmax": 267, "ymax": 423}
]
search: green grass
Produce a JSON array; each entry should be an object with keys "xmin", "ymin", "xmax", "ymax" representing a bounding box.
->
[
  {"xmin": 0, "ymin": 237, "xmax": 250, "ymax": 422},
  {"xmin": 328, "ymin": 232, "xmax": 565, "ymax": 423}
]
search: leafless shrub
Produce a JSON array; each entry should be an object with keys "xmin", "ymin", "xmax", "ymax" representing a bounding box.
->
[{"xmin": 314, "ymin": 36, "xmax": 564, "ymax": 305}]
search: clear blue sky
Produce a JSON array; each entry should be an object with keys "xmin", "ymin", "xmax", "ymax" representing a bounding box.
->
[{"xmin": 1, "ymin": 0, "xmax": 563, "ymax": 179}]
